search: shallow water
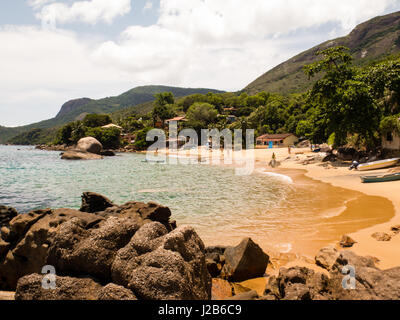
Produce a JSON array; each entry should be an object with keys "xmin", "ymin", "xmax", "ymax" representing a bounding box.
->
[{"xmin": 0, "ymin": 146, "xmax": 394, "ymax": 256}]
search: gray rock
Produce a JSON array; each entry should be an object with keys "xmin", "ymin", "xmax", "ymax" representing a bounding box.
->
[
  {"xmin": 221, "ymin": 238, "xmax": 269, "ymax": 282},
  {"xmin": 77, "ymin": 137, "xmax": 102, "ymax": 154}
]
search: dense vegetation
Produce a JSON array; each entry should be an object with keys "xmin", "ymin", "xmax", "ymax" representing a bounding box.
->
[
  {"xmin": 54, "ymin": 114, "xmax": 121, "ymax": 149},
  {"xmin": 117, "ymin": 46, "xmax": 400, "ymax": 150}
]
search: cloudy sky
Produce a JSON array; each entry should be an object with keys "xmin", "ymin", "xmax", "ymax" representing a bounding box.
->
[{"xmin": 1, "ymin": 0, "xmax": 400, "ymax": 127}]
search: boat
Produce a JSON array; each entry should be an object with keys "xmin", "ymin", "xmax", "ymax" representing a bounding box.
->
[
  {"xmin": 357, "ymin": 158, "xmax": 400, "ymax": 171},
  {"xmin": 361, "ymin": 172, "xmax": 400, "ymax": 183}
]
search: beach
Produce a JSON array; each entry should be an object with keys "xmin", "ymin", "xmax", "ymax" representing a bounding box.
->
[{"xmin": 159, "ymin": 146, "xmax": 400, "ymax": 270}]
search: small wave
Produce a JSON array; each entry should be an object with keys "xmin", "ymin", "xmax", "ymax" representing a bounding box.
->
[
  {"xmin": 258, "ymin": 170, "xmax": 294, "ymax": 184},
  {"xmin": 274, "ymin": 243, "xmax": 293, "ymax": 253}
]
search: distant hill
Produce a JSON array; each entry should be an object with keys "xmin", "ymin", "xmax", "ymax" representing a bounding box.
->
[
  {"xmin": 245, "ymin": 11, "xmax": 400, "ymax": 95},
  {"xmin": 0, "ymin": 85, "xmax": 224, "ymax": 144}
]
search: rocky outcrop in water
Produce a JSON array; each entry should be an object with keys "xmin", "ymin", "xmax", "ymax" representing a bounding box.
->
[
  {"xmin": 77, "ymin": 137, "xmax": 102, "ymax": 155},
  {"xmin": 0, "ymin": 206, "xmax": 18, "ymax": 228},
  {"xmin": 0, "ymin": 193, "xmax": 211, "ymax": 300},
  {"xmin": 61, "ymin": 150, "xmax": 103, "ymax": 160}
]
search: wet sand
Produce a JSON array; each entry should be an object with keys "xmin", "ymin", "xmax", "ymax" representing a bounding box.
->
[{"xmin": 158, "ymin": 147, "xmax": 397, "ymax": 266}]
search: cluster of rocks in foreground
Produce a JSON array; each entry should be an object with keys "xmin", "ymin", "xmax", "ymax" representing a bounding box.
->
[{"xmin": 1, "ymin": 194, "xmax": 400, "ymax": 301}]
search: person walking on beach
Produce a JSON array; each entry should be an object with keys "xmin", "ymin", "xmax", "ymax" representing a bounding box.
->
[{"xmin": 288, "ymin": 146, "xmax": 291, "ymax": 155}]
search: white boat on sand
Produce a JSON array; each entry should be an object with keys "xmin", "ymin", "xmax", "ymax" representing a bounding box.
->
[{"xmin": 357, "ymin": 158, "xmax": 400, "ymax": 171}]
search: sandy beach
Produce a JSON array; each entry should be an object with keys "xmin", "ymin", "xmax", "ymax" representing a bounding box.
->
[{"xmin": 158, "ymin": 146, "xmax": 400, "ymax": 270}]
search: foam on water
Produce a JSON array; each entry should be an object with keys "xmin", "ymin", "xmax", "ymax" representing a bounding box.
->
[{"xmin": 257, "ymin": 169, "xmax": 294, "ymax": 184}]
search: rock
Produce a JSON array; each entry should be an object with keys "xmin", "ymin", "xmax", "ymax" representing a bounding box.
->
[
  {"xmin": 80, "ymin": 192, "xmax": 115, "ymax": 213},
  {"xmin": 61, "ymin": 150, "xmax": 103, "ymax": 160},
  {"xmin": 322, "ymin": 154, "xmax": 337, "ymax": 163},
  {"xmin": 77, "ymin": 137, "xmax": 102, "ymax": 154},
  {"xmin": 0, "ymin": 239, "xmax": 10, "ymax": 258},
  {"xmin": 206, "ymin": 259, "xmax": 221, "ymax": 278},
  {"xmin": 15, "ymin": 274, "xmax": 102, "ymax": 300},
  {"xmin": 315, "ymin": 246, "xmax": 340, "ymax": 271},
  {"xmin": 48, "ymin": 216, "xmax": 139, "ymax": 282},
  {"xmin": 340, "ymin": 235, "xmax": 357, "ymax": 248},
  {"xmin": 264, "ymin": 267, "xmax": 330, "ymax": 300},
  {"xmin": 371, "ymin": 232, "xmax": 392, "ymax": 242},
  {"xmin": 0, "ymin": 206, "xmax": 18, "ymax": 228},
  {"xmin": 97, "ymin": 283, "xmax": 137, "ymax": 300},
  {"xmin": 328, "ymin": 251, "xmax": 400, "ymax": 300},
  {"xmin": 112, "ymin": 224, "xmax": 211, "ymax": 300},
  {"xmin": 337, "ymin": 148, "xmax": 357, "ymax": 161},
  {"xmin": 0, "ymin": 208, "xmax": 104, "ymax": 290},
  {"xmin": 102, "ymin": 201, "xmax": 175, "ymax": 231},
  {"xmin": 100, "ymin": 150, "xmax": 116, "ymax": 157},
  {"xmin": 221, "ymin": 238, "xmax": 269, "ymax": 282},
  {"xmin": 211, "ymin": 279, "xmax": 233, "ymax": 300},
  {"xmin": 391, "ymin": 225, "xmax": 400, "ymax": 234},
  {"xmin": 230, "ymin": 290, "xmax": 259, "ymax": 300}
]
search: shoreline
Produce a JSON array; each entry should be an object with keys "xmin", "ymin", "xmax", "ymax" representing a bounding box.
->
[
  {"xmin": 259, "ymin": 149, "xmax": 400, "ymax": 270},
  {"xmin": 157, "ymin": 147, "xmax": 400, "ymax": 270}
]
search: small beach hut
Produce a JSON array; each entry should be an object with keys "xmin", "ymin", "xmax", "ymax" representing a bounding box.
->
[{"xmin": 256, "ymin": 133, "xmax": 298, "ymax": 148}]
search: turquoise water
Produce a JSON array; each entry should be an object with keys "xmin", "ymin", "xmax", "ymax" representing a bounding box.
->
[{"xmin": 0, "ymin": 145, "xmax": 294, "ymax": 246}]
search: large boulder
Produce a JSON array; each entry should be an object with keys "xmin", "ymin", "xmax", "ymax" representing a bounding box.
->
[
  {"xmin": 0, "ymin": 208, "xmax": 104, "ymax": 290},
  {"xmin": 112, "ymin": 223, "xmax": 211, "ymax": 300},
  {"xmin": 264, "ymin": 267, "xmax": 330, "ymax": 300},
  {"xmin": 47, "ymin": 217, "xmax": 139, "ymax": 282},
  {"xmin": 61, "ymin": 150, "xmax": 103, "ymax": 160},
  {"xmin": 80, "ymin": 192, "xmax": 115, "ymax": 213},
  {"xmin": 0, "ymin": 206, "xmax": 18, "ymax": 228},
  {"xmin": 327, "ymin": 251, "xmax": 400, "ymax": 300},
  {"xmin": 77, "ymin": 137, "xmax": 102, "ymax": 154},
  {"xmin": 221, "ymin": 238, "xmax": 269, "ymax": 282},
  {"xmin": 15, "ymin": 274, "xmax": 103, "ymax": 300}
]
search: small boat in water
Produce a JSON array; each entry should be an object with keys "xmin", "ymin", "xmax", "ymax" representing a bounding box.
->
[
  {"xmin": 357, "ymin": 158, "xmax": 400, "ymax": 171},
  {"xmin": 361, "ymin": 172, "xmax": 400, "ymax": 183}
]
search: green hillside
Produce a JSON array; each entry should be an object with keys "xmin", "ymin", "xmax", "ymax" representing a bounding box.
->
[
  {"xmin": 0, "ymin": 85, "xmax": 224, "ymax": 144},
  {"xmin": 245, "ymin": 11, "xmax": 400, "ymax": 95}
]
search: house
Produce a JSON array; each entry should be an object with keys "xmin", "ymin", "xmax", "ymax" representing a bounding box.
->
[
  {"xmin": 256, "ymin": 133, "xmax": 299, "ymax": 149},
  {"xmin": 165, "ymin": 116, "xmax": 187, "ymax": 124},
  {"xmin": 101, "ymin": 123, "xmax": 123, "ymax": 130},
  {"xmin": 382, "ymin": 131, "xmax": 400, "ymax": 150}
]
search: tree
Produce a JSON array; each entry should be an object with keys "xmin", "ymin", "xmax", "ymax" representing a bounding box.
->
[
  {"xmin": 83, "ymin": 114, "xmax": 112, "ymax": 128},
  {"xmin": 304, "ymin": 46, "xmax": 379, "ymax": 147},
  {"xmin": 134, "ymin": 127, "xmax": 154, "ymax": 150},
  {"xmin": 186, "ymin": 103, "xmax": 218, "ymax": 126},
  {"xmin": 152, "ymin": 104, "xmax": 175, "ymax": 126},
  {"xmin": 155, "ymin": 92, "xmax": 175, "ymax": 107},
  {"xmin": 85, "ymin": 127, "xmax": 121, "ymax": 149}
]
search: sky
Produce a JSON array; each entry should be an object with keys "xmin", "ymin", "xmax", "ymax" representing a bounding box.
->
[{"xmin": 1, "ymin": 0, "xmax": 400, "ymax": 127}]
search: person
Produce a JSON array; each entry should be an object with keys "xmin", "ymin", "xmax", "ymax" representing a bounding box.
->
[
  {"xmin": 288, "ymin": 146, "xmax": 291, "ymax": 155},
  {"xmin": 349, "ymin": 161, "xmax": 360, "ymax": 171}
]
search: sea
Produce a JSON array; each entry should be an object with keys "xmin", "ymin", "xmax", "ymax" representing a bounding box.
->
[{"xmin": 0, "ymin": 145, "xmax": 393, "ymax": 255}]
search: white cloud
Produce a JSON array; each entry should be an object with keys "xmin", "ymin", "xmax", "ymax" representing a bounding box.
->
[
  {"xmin": 1, "ymin": 0, "xmax": 399, "ymax": 126},
  {"xmin": 32, "ymin": 0, "xmax": 132, "ymax": 25}
]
